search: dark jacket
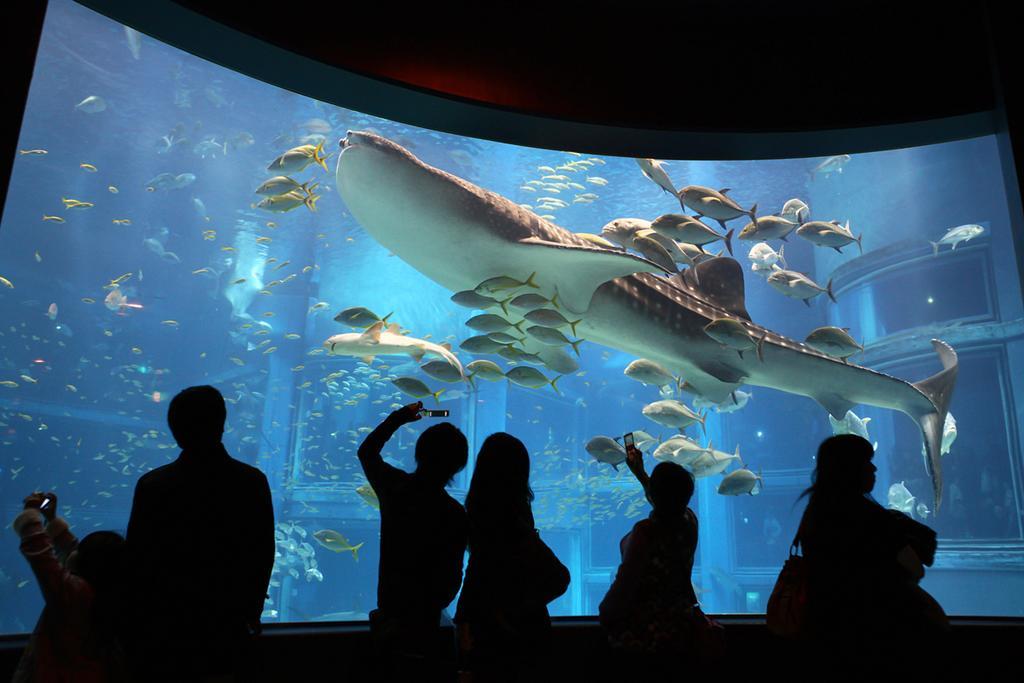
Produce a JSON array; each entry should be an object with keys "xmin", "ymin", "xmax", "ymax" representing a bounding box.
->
[
  {"xmin": 357, "ymin": 414, "xmax": 468, "ymax": 621},
  {"xmin": 455, "ymin": 520, "xmax": 570, "ymax": 659},
  {"xmin": 799, "ymin": 494, "xmax": 940, "ymax": 643},
  {"xmin": 12, "ymin": 510, "xmax": 128, "ymax": 683},
  {"xmin": 125, "ymin": 443, "xmax": 274, "ymax": 678},
  {"xmin": 599, "ymin": 508, "xmax": 699, "ymax": 654}
]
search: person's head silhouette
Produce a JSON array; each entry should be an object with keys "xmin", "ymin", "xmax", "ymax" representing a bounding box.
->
[
  {"xmin": 803, "ymin": 434, "xmax": 877, "ymax": 500},
  {"xmin": 465, "ymin": 433, "xmax": 535, "ymax": 538},
  {"xmin": 649, "ymin": 461, "xmax": 695, "ymax": 514},
  {"xmin": 167, "ymin": 385, "xmax": 227, "ymax": 450},
  {"xmin": 414, "ymin": 422, "xmax": 468, "ymax": 487}
]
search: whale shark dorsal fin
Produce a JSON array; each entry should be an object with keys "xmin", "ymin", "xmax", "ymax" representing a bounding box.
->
[
  {"xmin": 515, "ymin": 236, "xmax": 667, "ymax": 312},
  {"xmin": 362, "ymin": 321, "xmax": 384, "ymax": 341},
  {"xmin": 675, "ymin": 257, "xmax": 752, "ymax": 321}
]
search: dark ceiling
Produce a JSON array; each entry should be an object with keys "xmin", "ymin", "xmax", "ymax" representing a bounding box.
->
[{"xmin": 174, "ymin": 0, "xmax": 1000, "ymax": 132}]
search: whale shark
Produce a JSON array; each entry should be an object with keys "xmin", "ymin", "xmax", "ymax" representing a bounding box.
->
[{"xmin": 334, "ymin": 131, "xmax": 958, "ymax": 511}]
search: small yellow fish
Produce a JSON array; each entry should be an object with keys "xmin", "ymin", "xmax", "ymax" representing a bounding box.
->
[
  {"xmin": 42, "ymin": 215, "xmax": 65, "ymax": 223},
  {"xmin": 131, "ymin": 347, "xmax": 142, "ymax": 355},
  {"xmin": 291, "ymin": 365, "xmax": 305, "ymax": 371},
  {"xmin": 81, "ymin": 297, "xmax": 95, "ymax": 304},
  {"xmin": 273, "ymin": 260, "xmax": 291, "ymax": 271},
  {"xmin": 255, "ymin": 236, "xmax": 272, "ymax": 244},
  {"xmin": 231, "ymin": 278, "xmax": 247, "ymax": 285},
  {"xmin": 258, "ymin": 289, "xmax": 272, "ymax": 295},
  {"xmin": 302, "ymin": 265, "xmax": 313, "ymax": 273},
  {"xmin": 308, "ymin": 302, "xmax": 329, "ymax": 312},
  {"xmin": 192, "ymin": 268, "xmax": 211, "ymax": 275},
  {"xmin": 103, "ymin": 330, "xmax": 112, "ymax": 337},
  {"xmin": 298, "ymin": 381, "xmax": 312, "ymax": 389},
  {"xmin": 266, "ymin": 221, "xmax": 277, "ymax": 228},
  {"xmin": 221, "ymin": 246, "xmax": 236, "ymax": 252},
  {"xmin": 61, "ymin": 197, "xmax": 94, "ymax": 209},
  {"xmin": 108, "ymin": 185, "xmax": 118, "ymax": 193},
  {"xmin": 145, "ymin": 186, "xmax": 155, "ymax": 192},
  {"xmin": 20, "ymin": 375, "xmax": 37, "ymax": 383},
  {"xmin": 112, "ymin": 219, "xmax": 131, "ymax": 225},
  {"xmin": 0, "ymin": 276, "xmax": 13, "ymax": 289},
  {"xmin": 266, "ymin": 258, "xmax": 278, "ymax": 264},
  {"xmin": 110, "ymin": 273, "xmax": 132, "ymax": 285},
  {"xmin": 284, "ymin": 333, "xmax": 300, "ymax": 340},
  {"xmin": 34, "ymin": 252, "xmax": 41, "ymax": 262},
  {"xmin": 229, "ymin": 357, "xmax": 245, "ymax": 366},
  {"xmin": 65, "ymin": 384, "xmax": 77, "ymax": 392},
  {"xmin": 262, "ymin": 312, "xmax": 275, "ymax": 317},
  {"xmin": 263, "ymin": 346, "xmax": 278, "ymax": 354},
  {"xmin": 80, "ymin": 163, "xmax": 98, "ymax": 172},
  {"xmin": 0, "ymin": 381, "xmax": 18, "ymax": 388},
  {"xmin": 161, "ymin": 320, "xmax": 179, "ymax": 327},
  {"xmin": 19, "ymin": 149, "xmax": 47, "ymax": 155}
]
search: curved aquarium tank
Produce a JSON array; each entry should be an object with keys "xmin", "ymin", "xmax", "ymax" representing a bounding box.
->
[{"xmin": 1, "ymin": 0, "xmax": 1023, "ymax": 632}]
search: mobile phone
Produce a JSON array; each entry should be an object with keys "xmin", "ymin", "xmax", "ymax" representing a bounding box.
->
[
  {"xmin": 419, "ymin": 409, "xmax": 450, "ymax": 418},
  {"xmin": 623, "ymin": 432, "xmax": 635, "ymax": 448},
  {"xmin": 39, "ymin": 498, "xmax": 51, "ymax": 511}
]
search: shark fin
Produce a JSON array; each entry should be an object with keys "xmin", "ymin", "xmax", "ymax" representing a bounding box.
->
[
  {"xmin": 674, "ymin": 257, "xmax": 752, "ymax": 321},
  {"xmin": 360, "ymin": 355, "xmax": 375, "ymax": 365},
  {"xmin": 410, "ymin": 348, "xmax": 425, "ymax": 362},
  {"xmin": 515, "ymin": 236, "xmax": 667, "ymax": 312},
  {"xmin": 911, "ymin": 340, "xmax": 959, "ymax": 513},
  {"xmin": 362, "ymin": 321, "xmax": 384, "ymax": 342}
]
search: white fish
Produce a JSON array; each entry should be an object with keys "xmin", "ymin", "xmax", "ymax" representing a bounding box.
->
[
  {"xmin": 324, "ymin": 321, "xmax": 462, "ymax": 375},
  {"xmin": 624, "ymin": 359, "xmax": 677, "ymax": 389},
  {"xmin": 747, "ymin": 242, "xmax": 785, "ymax": 269},
  {"xmin": 688, "ymin": 443, "xmax": 741, "ymax": 478},
  {"xmin": 804, "ymin": 326, "xmax": 863, "ymax": 361},
  {"xmin": 717, "ymin": 467, "xmax": 763, "ymax": 495},
  {"xmin": 635, "ymin": 158, "xmax": 677, "ymax": 195},
  {"xmin": 930, "ymin": 224, "xmax": 984, "ymax": 255},
  {"xmin": 74, "ymin": 95, "xmax": 106, "ymax": 114},
  {"xmin": 810, "ymin": 154, "xmax": 851, "ymax": 179},
  {"xmin": 642, "ymin": 400, "xmax": 704, "ymax": 430},
  {"xmin": 653, "ymin": 436, "xmax": 708, "ymax": 467},
  {"xmin": 887, "ymin": 481, "xmax": 916, "ymax": 515},
  {"xmin": 767, "ymin": 268, "xmax": 835, "ymax": 306},
  {"xmin": 586, "ymin": 436, "xmax": 626, "ymax": 470},
  {"xmin": 600, "ymin": 218, "xmax": 651, "ymax": 249},
  {"xmin": 780, "ymin": 198, "xmax": 809, "ymax": 223},
  {"xmin": 919, "ymin": 412, "xmax": 957, "ymax": 461},
  {"xmin": 829, "ymin": 410, "xmax": 878, "ymax": 450},
  {"xmin": 795, "ymin": 219, "xmax": 863, "ymax": 254}
]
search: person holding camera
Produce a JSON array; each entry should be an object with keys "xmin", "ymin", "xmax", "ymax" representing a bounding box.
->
[
  {"xmin": 599, "ymin": 442, "xmax": 715, "ymax": 680},
  {"xmin": 12, "ymin": 491, "xmax": 129, "ymax": 682},
  {"xmin": 356, "ymin": 401, "xmax": 469, "ymax": 682}
]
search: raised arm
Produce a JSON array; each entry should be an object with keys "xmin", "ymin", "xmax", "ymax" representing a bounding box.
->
[
  {"xmin": 624, "ymin": 445, "xmax": 652, "ymax": 504},
  {"xmin": 356, "ymin": 401, "xmax": 423, "ymax": 492}
]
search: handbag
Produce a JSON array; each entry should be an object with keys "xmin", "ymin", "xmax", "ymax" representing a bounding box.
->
[
  {"xmin": 691, "ymin": 605, "xmax": 726, "ymax": 659},
  {"xmin": 766, "ymin": 531, "xmax": 809, "ymax": 638}
]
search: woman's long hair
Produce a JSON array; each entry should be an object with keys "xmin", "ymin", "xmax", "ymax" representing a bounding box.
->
[
  {"xmin": 75, "ymin": 530, "xmax": 128, "ymax": 660},
  {"xmin": 797, "ymin": 434, "xmax": 875, "ymax": 527},
  {"xmin": 464, "ymin": 432, "xmax": 534, "ymax": 549}
]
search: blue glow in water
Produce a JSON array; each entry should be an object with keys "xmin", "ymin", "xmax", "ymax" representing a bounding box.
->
[{"xmin": 0, "ymin": 0, "xmax": 1023, "ymax": 633}]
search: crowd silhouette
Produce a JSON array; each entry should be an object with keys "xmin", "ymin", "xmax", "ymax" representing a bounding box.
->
[{"xmin": 11, "ymin": 386, "xmax": 950, "ymax": 682}]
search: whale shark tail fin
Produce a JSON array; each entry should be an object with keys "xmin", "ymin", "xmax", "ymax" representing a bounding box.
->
[{"xmin": 910, "ymin": 340, "xmax": 959, "ymax": 513}]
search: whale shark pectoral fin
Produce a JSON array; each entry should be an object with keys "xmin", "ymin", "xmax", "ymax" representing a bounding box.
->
[
  {"xmin": 814, "ymin": 393, "xmax": 855, "ymax": 421},
  {"xmin": 515, "ymin": 236, "xmax": 667, "ymax": 312}
]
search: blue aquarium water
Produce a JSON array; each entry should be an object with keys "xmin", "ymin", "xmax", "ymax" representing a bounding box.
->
[{"xmin": 1, "ymin": 0, "xmax": 1023, "ymax": 632}]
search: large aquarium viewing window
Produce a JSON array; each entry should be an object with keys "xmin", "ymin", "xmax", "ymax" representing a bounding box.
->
[{"xmin": 2, "ymin": 0, "xmax": 1024, "ymax": 633}]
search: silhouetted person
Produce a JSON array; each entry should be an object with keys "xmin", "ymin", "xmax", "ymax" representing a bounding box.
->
[
  {"xmin": 796, "ymin": 435, "xmax": 948, "ymax": 676},
  {"xmin": 455, "ymin": 432, "xmax": 570, "ymax": 683},
  {"xmin": 599, "ymin": 446, "xmax": 705, "ymax": 680},
  {"xmin": 126, "ymin": 385, "xmax": 274, "ymax": 682},
  {"xmin": 357, "ymin": 401, "xmax": 469, "ymax": 682},
  {"xmin": 12, "ymin": 491, "xmax": 129, "ymax": 682}
]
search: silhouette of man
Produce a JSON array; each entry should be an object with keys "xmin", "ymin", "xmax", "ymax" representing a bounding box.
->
[
  {"xmin": 357, "ymin": 401, "xmax": 469, "ymax": 682},
  {"xmin": 126, "ymin": 385, "xmax": 274, "ymax": 681}
]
